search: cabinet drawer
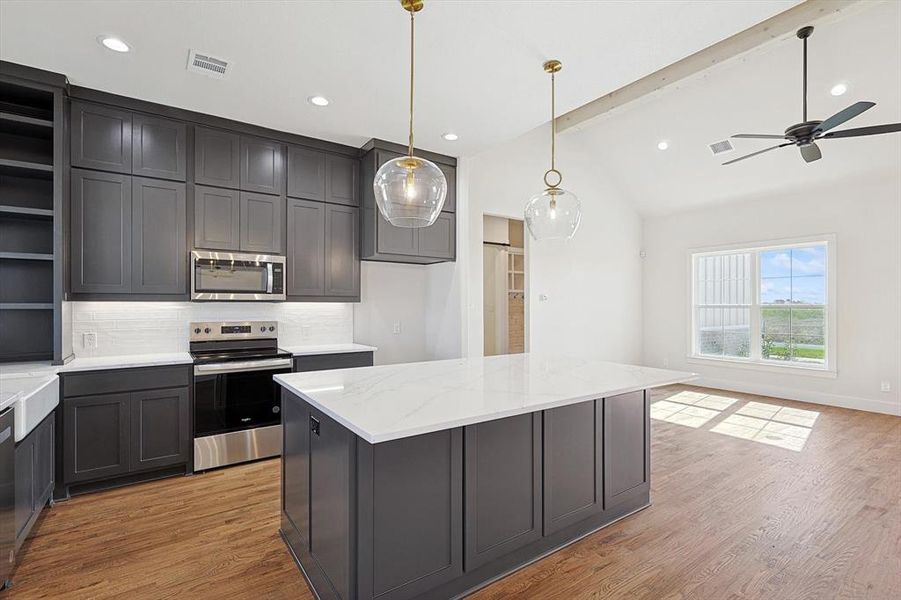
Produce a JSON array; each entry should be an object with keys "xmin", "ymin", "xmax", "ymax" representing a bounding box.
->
[
  {"xmin": 63, "ymin": 365, "xmax": 191, "ymax": 398},
  {"xmin": 293, "ymin": 352, "xmax": 373, "ymax": 373}
]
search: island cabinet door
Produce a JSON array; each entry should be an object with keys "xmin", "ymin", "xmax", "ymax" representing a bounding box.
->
[
  {"xmin": 542, "ymin": 399, "xmax": 604, "ymax": 535},
  {"xmin": 464, "ymin": 413, "xmax": 542, "ymax": 570},
  {"xmin": 308, "ymin": 408, "xmax": 356, "ymax": 600},
  {"xmin": 281, "ymin": 390, "xmax": 310, "ymax": 552},
  {"xmin": 356, "ymin": 428, "xmax": 463, "ymax": 600},
  {"xmin": 603, "ymin": 390, "xmax": 650, "ymax": 510}
]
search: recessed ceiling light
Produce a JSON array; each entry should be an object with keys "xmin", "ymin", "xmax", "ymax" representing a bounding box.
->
[
  {"xmin": 308, "ymin": 96, "xmax": 329, "ymax": 107},
  {"xmin": 830, "ymin": 82, "xmax": 848, "ymax": 96},
  {"xmin": 98, "ymin": 36, "xmax": 130, "ymax": 53},
  {"xmin": 442, "ymin": 133, "xmax": 459, "ymax": 141},
  {"xmin": 657, "ymin": 140, "xmax": 669, "ymax": 151}
]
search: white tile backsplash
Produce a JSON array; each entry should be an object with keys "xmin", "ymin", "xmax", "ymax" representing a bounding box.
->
[{"xmin": 71, "ymin": 302, "xmax": 354, "ymax": 357}]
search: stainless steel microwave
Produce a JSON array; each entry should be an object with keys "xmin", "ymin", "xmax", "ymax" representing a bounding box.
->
[{"xmin": 191, "ymin": 250, "xmax": 286, "ymax": 301}]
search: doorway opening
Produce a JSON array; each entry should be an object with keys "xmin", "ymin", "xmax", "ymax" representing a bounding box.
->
[{"xmin": 483, "ymin": 216, "xmax": 526, "ymax": 356}]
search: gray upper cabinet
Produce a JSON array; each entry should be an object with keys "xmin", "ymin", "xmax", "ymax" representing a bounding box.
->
[
  {"xmin": 287, "ymin": 146, "xmax": 326, "ymax": 201},
  {"xmin": 418, "ymin": 212, "xmax": 456, "ymax": 260},
  {"xmin": 286, "ymin": 199, "xmax": 325, "ymax": 296},
  {"xmin": 132, "ymin": 114, "xmax": 186, "ymax": 181},
  {"xmin": 361, "ymin": 140, "xmax": 457, "ymax": 264},
  {"xmin": 326, "ymin": 155, "xmax": 358, "ymax": 206},
  {"xmin": 71, "ymin": 169, "xmax": 132, "ymax": 294},
  {"xmin": 194, "ymin": 185, "xmax": 240, "ymax": 251},
  {"xmin": 130, "ymin": 387, "xmax": 190, "ymax": 472},
  {"xmin": 71, "ymin": 101, "xmax": 133, "ymax": 174},
  {"xmin": 240, "ymin": 192, "xmax": 284, "ymax": 254},
  {"xmin": 325, "ymin": 205, "xmax": 360, "ymax": 297},
  {"xmin": 194, "ymin": 126, "xmax": 240, "ymax": 189},
  {"xmin": 240, "ymin": 136, "xmax": 284, "ymax": 195},
  {"xmin": 132, "ymin": 177, "xmax": 186, "ymax": 294},
  {"xmin": 543, "ymin": 399, "xmax": 604, "ymax": 535}
]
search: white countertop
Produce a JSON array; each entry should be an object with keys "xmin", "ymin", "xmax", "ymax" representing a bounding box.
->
[
  {"xmin": 274, "ymin": 353, "xmax": 696, "ymax": 444},
  {"xmin": 283, "ymin": 343, "xmax": 378, "ymax": 356},
  {"xmin": 59, "ymin": 353, "xmax": 193, "ymax": 373}
]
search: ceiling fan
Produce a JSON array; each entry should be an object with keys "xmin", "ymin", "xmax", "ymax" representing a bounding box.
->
[{"xmin": 723, "ymin": 25, "xmax": 901, "ymax": 166}]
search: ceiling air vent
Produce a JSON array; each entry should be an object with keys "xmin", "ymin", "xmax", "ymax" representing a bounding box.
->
[
  {"xmin": 708, "ymin": 139, "xmax": 734, "ymax": 155},
  {"xmin": 187, "ymin": 50, "xmax": 230, "ymax": 79}
]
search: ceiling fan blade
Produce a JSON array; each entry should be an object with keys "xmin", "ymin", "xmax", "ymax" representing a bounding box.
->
[
  {"xmin": 800, "ymin": 143, "xmax": 821, "ymax": 163},
  {"xmin": 821, "ymin": 123, "xmax": 901, "ymax": 139},
  {"xmin": 722, "ymin": 143, "xmax": 792, "ymax": 166},
  {"xmin": 814, "ymin": 101, "xmax": 875, "ymax": 134},
  {"xmin": 732, "ymin": 134, "xmax": 786, "ymax": 139}
]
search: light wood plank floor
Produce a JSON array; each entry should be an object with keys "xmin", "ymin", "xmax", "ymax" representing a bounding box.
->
[{"xmin": 7, "ymin": 385, "xmax": 900, "ymax": 599}]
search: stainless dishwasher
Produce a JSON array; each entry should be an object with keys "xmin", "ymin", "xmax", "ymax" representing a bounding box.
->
[{"xmin": 0, "ymin": 406, "xmax": 14, "ymax": 589}]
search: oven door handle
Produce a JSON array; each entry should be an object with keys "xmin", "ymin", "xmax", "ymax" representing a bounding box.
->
[{"xmin": 194, "ymin": 357, "xmax": 293, "ymax": 375}]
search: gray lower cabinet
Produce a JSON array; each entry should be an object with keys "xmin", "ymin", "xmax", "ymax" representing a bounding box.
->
[
  {"xmin": 129, "ymin": 388, "xmax": 190, "ymax": 472},
  {"xmin": 60, "ymin": 366, "xmax": 192, "ymax": 494},
  {"xmin": 132, "ymin": 177, "xmax": 186, "ymax": 294},
  {"xmin": 71, "ymin": 169, "xmax": 132, "ymax": 294},
  {"xmin": 193, "ymin": 185, "xmax": 240, "ymax": 251},
  {"xmin": 281, "ymin": 390, "xmax": 652, "ymax": 600},
  {"xmin": 240, "ymin": 192, "xmax": 284, "ymax": 254},
  {"xmin": 132, "ymin": 114, "xmax": 186, "ymax": 181},
  {"xmin": 194, "ymin": 126, "xmax": 240, "ymax": 189},
  {"xmin": 542, "ymin": 399, "xmax": 604, "ymax": 535},
  {"xmin": 63, "ymin": 392, "xmax": 131, "ymax": 484},
  {"xmin": 286, "ymin": 199, "xmax": 360, "ymax": 300},
  {"xmin": 71, "ymin": 101, "xmax": 132, "ymax": 174},
  {"xmin": 603, "ymin": 391, "xmax": 650, "ymax": 510},
  {"xmin": 464, "ymin": 413, "xmax": 541, "ymax": 570},
  {"xmin": 14, "ymin": 412, "xmax": 54, "ymax": 551},
  {"xmin": 240, "ymin": 136, "xmax": 284, "ymax": 195}
]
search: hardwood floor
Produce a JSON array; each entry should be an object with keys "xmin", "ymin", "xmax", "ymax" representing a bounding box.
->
[{"xmin": 8, "ymin": 385, "xmax": 900, "ymax": 599}]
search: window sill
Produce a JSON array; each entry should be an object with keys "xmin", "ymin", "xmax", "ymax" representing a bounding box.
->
[{"xmin": 686, "ymin": 355, "xmax": 837, "ymax": 379}]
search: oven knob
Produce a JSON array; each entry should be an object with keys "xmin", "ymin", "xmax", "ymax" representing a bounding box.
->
[
  {"xmin": 268, "ymin": 326, "xmax": 275, "ymax": 332},
  {"xmin": 204, "ymin": 327, "xmax": 211, "ymax": 334},
  {"xmin": 194, "ymin": 327, "xmax": 201, "ymax": 334},
  {"xmin": 260, "ymin": 326, "xmax": 266, "ymax": 332}
]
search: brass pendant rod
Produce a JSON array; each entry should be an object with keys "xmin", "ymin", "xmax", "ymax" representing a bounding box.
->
[
  {"xmin": 550, "ymin": 70, "xmax": 556, "ymax": 172},
  {"xmin": 408, "ymin": 10, "xmax": 415, "ymax": 158}
]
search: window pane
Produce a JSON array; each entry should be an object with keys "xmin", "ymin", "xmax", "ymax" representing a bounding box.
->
[
  {"xmin": 791, "ymin": 307, "xmax": 825, "ymax": 364},
  {"xmin": 761, "ymin": 277, "xmax": 791, "ymax": 304},
  {"xmin": 761, "ymin": 307, "xmax": 791, "ymax": 361},
  {"xmin": 792, "ymin": 275, "xmax": 825, "ymax": 304},
  {"xmin": 723, "ymin": 307, "xmax": 750, "ymax": 358},
  {"xmin": 698, "ymin": 307, "xmax": 723, "ymax": 356},
  {"xmin": 791, "ymin": 246, "xmax": 826, "ymax": 276},
  {"xmin": 761, "ymin": 250, "xmax": 791, "ymax": 278}
]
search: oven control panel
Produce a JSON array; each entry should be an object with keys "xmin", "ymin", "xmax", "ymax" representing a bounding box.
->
[{"xmin": 189, "ymin": 321, "xmax": 278, "ymax": 342}]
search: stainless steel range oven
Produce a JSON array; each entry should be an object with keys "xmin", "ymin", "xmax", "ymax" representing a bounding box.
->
[
  {"xmin": 191, "ymin": 321, "xmax": 291, "ymax": 471},
  {"xmin": 191, "ymin": 250, "xmax": 285, "ymax": 301}
]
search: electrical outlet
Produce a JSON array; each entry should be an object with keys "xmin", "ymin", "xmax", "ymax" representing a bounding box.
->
[
  {"xmin": 392, "ymin": 322, "xmax": 402, "ymax": 335},
  {"xmin": 881, "ymin": 381, "xmax": 891, "ymax": 393},
  {"xmin": 83, "ymin": 332, "xmax": 98, "ymax": 350},
  {"xmin": 538, "ymin": 294, "xmax": 549, "ymax": 302}
]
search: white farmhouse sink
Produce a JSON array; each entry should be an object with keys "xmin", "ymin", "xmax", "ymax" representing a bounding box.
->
[{"xmin": 0, "ymin": 374, "xmax": 59, "ymax": 442}]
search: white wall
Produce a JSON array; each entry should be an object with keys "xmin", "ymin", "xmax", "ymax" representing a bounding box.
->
[
  {"xmin": 70, "ymin": 301, "xmax": 353, "ymax": 357},
  {"xmin": 464, "ymin": 125, "xmax": 644, "ymax": 363},
  {"xmin": 642, "ymin": 173, "xmax": 901, "ymax": 416}
]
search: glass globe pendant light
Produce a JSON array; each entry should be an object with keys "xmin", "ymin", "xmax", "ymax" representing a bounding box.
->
[
  {"xmin": 373, "ymin": 0, "xmax": 447, "ymax": 228},
  {"xmin": 524, "ymin": 60, "xmax": 581, "ymax": 241}
]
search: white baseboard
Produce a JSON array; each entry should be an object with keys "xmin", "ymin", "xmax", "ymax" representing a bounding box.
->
[{"xmin": 692, "ymin": 376, "xmax": 901, "ymax": 417}]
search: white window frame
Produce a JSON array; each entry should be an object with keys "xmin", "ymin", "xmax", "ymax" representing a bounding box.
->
[{"xmin": 686, "ymin": 234, "xmax": 837, "ymax": 378}]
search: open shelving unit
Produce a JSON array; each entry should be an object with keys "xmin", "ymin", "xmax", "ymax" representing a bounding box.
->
[{"xmin": 0, "ymin": 68, "xmax": 65, "ymax": 363}]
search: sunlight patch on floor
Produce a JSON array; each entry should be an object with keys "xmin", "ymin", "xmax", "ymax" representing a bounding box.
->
[
  {"xmin": 711, "ymin": 401, "xmax": 820, "ymax": 451},
  {"xmin": 650, "ymin": 390, "xmax": 738, "ymax": 428}
]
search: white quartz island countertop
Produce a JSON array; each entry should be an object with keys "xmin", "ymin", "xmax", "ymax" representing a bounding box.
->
[{"xmin": 274, "ymin": 353, "xmax": 696, "ymax": 444}]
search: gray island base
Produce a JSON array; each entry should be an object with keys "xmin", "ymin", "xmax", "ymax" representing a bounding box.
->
[{"xmin": 276, "ymin": 355, "xmax": 694, "ymax": 600}]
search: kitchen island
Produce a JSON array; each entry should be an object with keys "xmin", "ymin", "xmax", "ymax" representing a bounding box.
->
[{"xmin": 275, "ymin": 354, "xmax": 694, "ymax": 600}]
